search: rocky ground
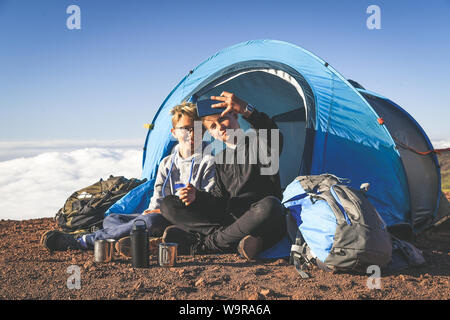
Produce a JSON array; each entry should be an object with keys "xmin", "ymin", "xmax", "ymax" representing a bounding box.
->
[{"xmin": 0, "ymin": 212, "xmax": 449, "ymax": 302}]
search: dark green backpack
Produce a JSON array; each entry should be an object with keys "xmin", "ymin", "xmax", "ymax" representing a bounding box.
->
[{"xmin": 55, "ymin": 175, "xmax": 146, "ymax": 234}]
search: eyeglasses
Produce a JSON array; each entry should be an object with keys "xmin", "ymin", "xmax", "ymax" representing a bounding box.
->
[{"xmin": 174, "ymin": 126, "xmax": 194, "ymax": 133}]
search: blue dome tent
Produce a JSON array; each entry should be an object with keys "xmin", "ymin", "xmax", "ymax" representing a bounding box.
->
[{"xmin": 107, "ymin": 39, "xmax": 448, "ymax": 235}]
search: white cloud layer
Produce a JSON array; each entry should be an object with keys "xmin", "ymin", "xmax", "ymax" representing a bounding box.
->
[
  {"xmin": 0, "ymin": 139, "xmax": 447, "ymax": 221},
  {"xmin": 0, "ymin": 139, "xmax": 143, "ymax": 161},
  {"xmin": 0, "ymin": 146, "xmax": 142, "ymax": 220},
  {"xmin": 431, "ymin": 139, "xmax": 450, "ymax": 149}
]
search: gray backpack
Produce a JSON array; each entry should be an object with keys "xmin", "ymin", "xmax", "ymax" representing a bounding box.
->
[{"xmin": 284, "ymin": 174, "xmax": 392, "ymax": 278}]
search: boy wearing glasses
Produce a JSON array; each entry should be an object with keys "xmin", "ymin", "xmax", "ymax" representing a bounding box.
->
[{"xmin": 148, "ymin": 102, "xmax": 215, "ymax": 210}]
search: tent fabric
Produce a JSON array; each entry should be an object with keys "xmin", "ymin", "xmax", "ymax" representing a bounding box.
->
[
  {"xmin": 357, "ymin": 89, "xmax": 441, "ymax": 231},
  {"xmin": 194, "ymin": 68, "xmax": 307, "ymax": 187},
  {"xmin": 105, "ymin": 179, "xmax": 155, "ymax": 215},
  {"xmin": 111, "ymin": 39, "xmax": 443, "ymax": 238}
]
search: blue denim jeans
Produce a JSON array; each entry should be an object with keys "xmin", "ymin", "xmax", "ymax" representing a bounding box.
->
[{"xmin": 83, "ymin": 213, "xmax": 171, "ymax": 249}]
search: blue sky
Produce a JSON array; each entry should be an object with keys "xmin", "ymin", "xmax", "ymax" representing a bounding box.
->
[{"xmin": 1, "ymin": 0, "xmax": 449, "ymax": 142}]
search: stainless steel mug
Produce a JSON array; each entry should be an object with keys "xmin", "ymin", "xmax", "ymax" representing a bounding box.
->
[
  {"xmin": 94, "ymin": 240, "xmax": 109, "ymax": 263},
  {"xmin": 158, "ymin": 243, "xmax": 178, "ymax": 267},
  {"xmin": 106, "ymin": 239, "xmax": 116, "ymax": 261}
]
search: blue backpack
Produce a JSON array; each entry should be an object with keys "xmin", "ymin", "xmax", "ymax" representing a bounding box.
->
[{"xmin": 283, "ymin": 174, "xmax": 392, "ymax": 278}]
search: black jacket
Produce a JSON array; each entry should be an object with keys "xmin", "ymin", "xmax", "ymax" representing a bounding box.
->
[{"xmin": 196, "ymin": 108, "xmax": 284, "ymax": 219}]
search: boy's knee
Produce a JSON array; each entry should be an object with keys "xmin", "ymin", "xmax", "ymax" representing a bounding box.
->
[
  {"xmin": 254, "ymin": 196, "xmax": 284, "ymax": 221},
  {"xmin": 160, "ymin": 196, "xmax": 182, "ymax": 219},
  {"xmin": 143, "ymin": 213, "xmax": 171, "ymax": 237}
]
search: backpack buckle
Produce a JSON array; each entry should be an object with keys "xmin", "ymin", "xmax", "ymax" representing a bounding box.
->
[{"xmin": 290, "ymin": 243, "xmax": 313, "ymax": 279}]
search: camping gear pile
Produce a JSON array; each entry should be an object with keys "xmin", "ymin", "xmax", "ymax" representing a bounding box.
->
[
  {"xmin": 50, "ymin": 40, "xmax": 448, "ymax": 275},
  {"xmin": 55, "ymin": 175, "xmax": 146, "ymax": 234}
]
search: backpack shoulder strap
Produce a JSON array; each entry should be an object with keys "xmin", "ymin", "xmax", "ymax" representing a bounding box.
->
[
  {"xmin": 314, "ymin": 190, "xmax": 348, "ymax": 225},
  {"xmin": 296, "ymin": 174, "xmax": 346, "ymax": 193},
  {"xmin": 290, "ymin": 228, "xmax": 317, "ymax": 279},
  {"xmin": 290, "ymin": 241, "xmax": 312, "ymax": 279}
]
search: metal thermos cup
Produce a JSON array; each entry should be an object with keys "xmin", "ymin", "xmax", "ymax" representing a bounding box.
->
[
  {"xmin": 130, "ymin": 219, "xmax": 149, "ymax": 268},
  {"xmin": 94, "ymin": 240, "xmax": 108, "ymax": 263},
  {"xmin": 94, "ymin": 239, "xmax": 116, "ymax": 263},
  {"xmin": 158, "ymin": 243, "xmax": 178, "ymax": 267},
  {"xmin": 106, "ymin": 239, "xmax": 116, "ymax": 261}
]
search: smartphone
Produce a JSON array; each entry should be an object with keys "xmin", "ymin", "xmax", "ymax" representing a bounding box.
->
[{"xmin": 196, "ymin": 99, "xmax": 226, "ymax": 117}]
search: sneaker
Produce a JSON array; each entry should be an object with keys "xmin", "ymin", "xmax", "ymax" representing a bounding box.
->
[
  {"xmin": 77, "ymin": 234, "xmax": 90, "ymax": 250},
  {"xmin": 115, "ymin": 236, "xmax": 163, "ymax": 258},
  {"xmin": 237, "ymin": 235, "xmax": 264, "ymax": 261},
  {"xmin": 162, "ymin": 226, "xmax": 206, "ymax": 255},
  {"xmin": 41, "ymin": 230, "xmax": 83, "ymax": 252}
]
